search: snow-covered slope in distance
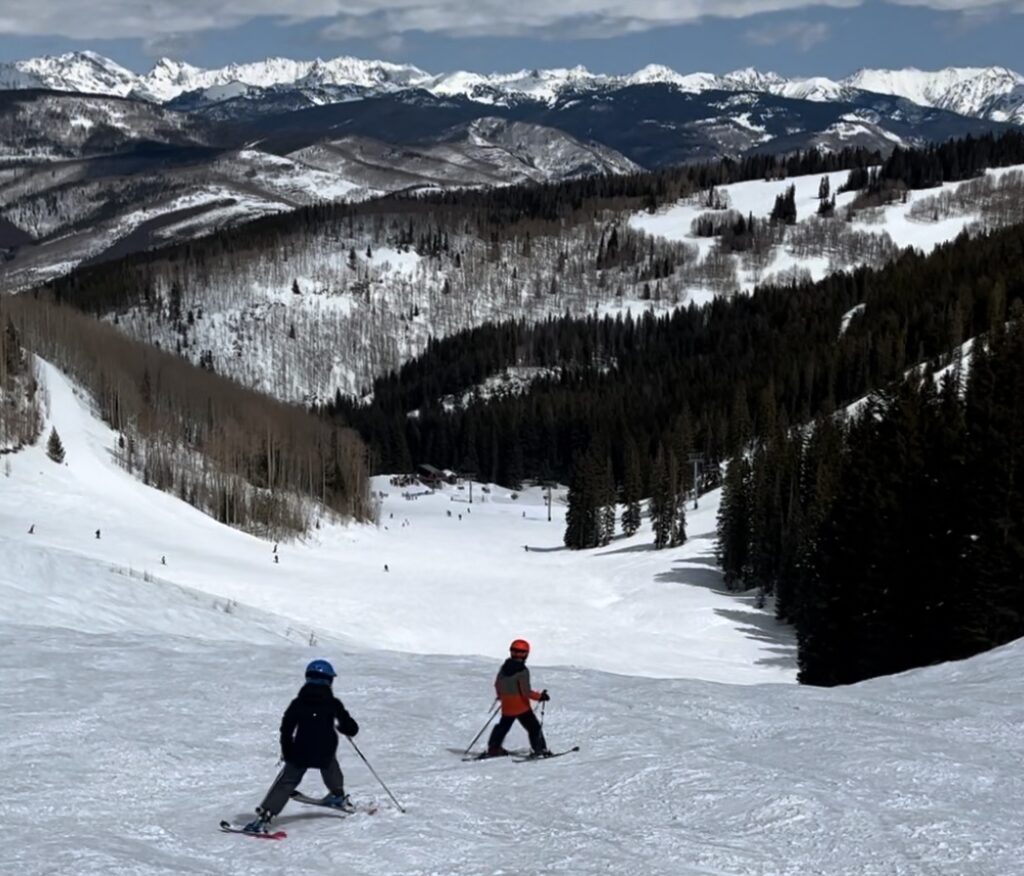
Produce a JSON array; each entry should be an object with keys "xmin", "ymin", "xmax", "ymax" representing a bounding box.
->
[
  {"xmin": 629, "ymin": 163, "xmax": 1024, "ymax": 300},
  {"xmin": 0, "ymin": 113, "xmax": 635, "ymax": 292},
  {"xmin": 4, "ymin": 360, "xmax": 1024, "ymax": 874},
  {"xmin": 2, "ymin": 359, "xmax": 791, "ymax": 682},
  {"xmin": 95, "ymin": 165, "xmax": 1024, "ymax": 406}
]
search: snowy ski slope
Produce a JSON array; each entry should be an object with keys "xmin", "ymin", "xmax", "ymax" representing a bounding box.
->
[
  {"xmin": 3, "ymin": 362, "xmax": 1024, "ymax": 875},
  {"xmin": 1, "ymin": 360, "xmax": 791, "ymax": 683}
]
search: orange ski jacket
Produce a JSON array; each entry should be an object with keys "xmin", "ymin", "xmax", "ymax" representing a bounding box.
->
[{"xmin": 494, "ymin": 658, "xmax": 542, "ymax": 716}]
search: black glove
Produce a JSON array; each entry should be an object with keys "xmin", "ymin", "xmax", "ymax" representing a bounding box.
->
[{"xmin": 538, "ymin": 690, "xmax": 550, "ymax": 703}]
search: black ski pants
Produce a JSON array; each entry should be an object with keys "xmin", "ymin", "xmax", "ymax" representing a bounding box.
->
[
  {"xmin": 488, "ymin": 708, "xmax": 547, "ymax": 754},
  {"xmin": 259, "ymin": 758, "xmax": 345, "ymax": 816}
]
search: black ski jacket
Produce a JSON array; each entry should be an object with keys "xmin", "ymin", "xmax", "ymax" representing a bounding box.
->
[{"xmin": 280, "ymin": 683, "xmax": 359, "ymax": 768}]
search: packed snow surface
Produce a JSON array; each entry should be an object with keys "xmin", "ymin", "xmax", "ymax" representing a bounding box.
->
[{"xmin": 3, "ymin": 361, "xmax": 1024, "ymax": 874}]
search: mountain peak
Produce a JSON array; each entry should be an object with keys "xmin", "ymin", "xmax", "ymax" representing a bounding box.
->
[
  {"xmin": 627, "ymin": 64, "xmax": 718, "ymax": 92},
  {"xmin": 843, "ymin": 65, "xmax": 1024, "ymax": 120},
  {"xmin": 14, "ymin": 50, "xmax": 137, "ymax": 96}
]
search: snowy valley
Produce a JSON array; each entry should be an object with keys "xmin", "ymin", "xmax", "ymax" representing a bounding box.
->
[{"xmin": 1, "ymin": 39, "xmax": 1024, "ymax": 875}]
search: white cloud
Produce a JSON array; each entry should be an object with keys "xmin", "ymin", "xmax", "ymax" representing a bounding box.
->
[
  {"xmin": 0, "ymin": 0, "xmax": 1018, "ymax": 41},
  {"xmin": 374, "ymin": 33, "xmax": 408, "ymax": 56},
  {"xmin": 141, "ymin": 33, "xmax": 199, "ymax": 59},
  {"xmin": 744, "ymin": 20, "xmax": 831, "ymax": 50}
]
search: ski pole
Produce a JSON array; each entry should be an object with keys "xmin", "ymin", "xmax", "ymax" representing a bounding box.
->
[
  {"xmin": 346, "ymin": 736, "xmax": 406, "ymax": 814},
  {"xmin": 539, "ymin": 700, "xmax": 546, "ymax": 730},
  {"xmin": 463, "ymin": 701, "xmax": 500, "ymax": 755}
]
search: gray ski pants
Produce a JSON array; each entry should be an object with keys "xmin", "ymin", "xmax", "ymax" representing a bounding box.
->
[{"xmin": 259, "ymin": 759, "xmax": 346, "ymax": 816}]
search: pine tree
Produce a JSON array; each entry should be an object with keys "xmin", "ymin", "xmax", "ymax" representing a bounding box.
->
[
  {"xmin": 671, "ymin": 479, "xmax": 687, "ymax": 547},
  {"xmin": 564, "ymin": 446, "xmax": 601, "ymax": 550},
  {"xmin": 168, "ymin": 281, "xmax": 183, "ymax": 326},
  {"xmin": 650, "ymin": 444, "xmax": 678, "ymax": 549},
  {"xmin": 777, "ymin": 415, "xmax": 841, "ymax": 625},
  {"xmin": 770, "ymin": 184, "xmax": 797, "ymax": 225},
  {"xmin": 621, "ymin": 438, "xmax": 643, "ymax": 537},
  {"xmin": 46, "ymin": 427, "xmax": 65, "ymax": 464},
  {"xmin": 601, "ymin": 457, "xmax": 617, "ymax": 545},
  {"xmin": 717, "ymin": 456, "xmax": 751, "ymax": 588}
]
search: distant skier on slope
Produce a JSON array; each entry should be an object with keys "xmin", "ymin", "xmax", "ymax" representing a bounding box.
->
[
  {"xmin": 487, "ymin": 639, "xmax": 551, "ymax": 758},
  {"xmin": 243, "ymin": 659, "xmax": 359, "ymax": 834}
]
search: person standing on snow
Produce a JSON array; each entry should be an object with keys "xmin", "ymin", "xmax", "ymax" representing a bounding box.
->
[
  {"xmin": 487, "ymin": 639, "xmax": 551, "ymax": 757},
  {"xmin": 244, "ymin": 659, "xmax": 359, "ymax": 833}
]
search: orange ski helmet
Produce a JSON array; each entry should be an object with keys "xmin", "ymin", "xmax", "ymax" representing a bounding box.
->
[{"xmin": 509, "ymin": 638, "xmax": 531, "ymax": 658}]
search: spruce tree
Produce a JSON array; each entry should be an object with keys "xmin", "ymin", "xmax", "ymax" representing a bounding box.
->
[
  {"xmin": 671, "ymin": 479, "xmax": 687, "ymax": 548},
  {"xmin": 650, "ymin": 444, "xmax": 678, "ymax": 549},
  {"xmin": 601, "ymin": 457, "xmax": 617, "ymax": 545},
  {"xmin": 621, "ymin": 438, "xmax": 643, "ymax": 537},
  {"xmin": 46, "ymin": 427, "xmax": 65, "ymax": 464},
  {"xmin": 770, "ymin": 184, "xmax": 797, "ymax": 225},
  {"xmin": 717, "ymin": 457, "xmax": 751, "ymax": 588},
  {"xmin": 564, "ymin": 446, "xmax": 601, "ymax": 550}
]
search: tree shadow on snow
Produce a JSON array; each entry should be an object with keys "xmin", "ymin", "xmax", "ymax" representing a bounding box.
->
[
  {"xmin": 713, "ymin": 607, "xmax": 797, "ymax": 670},
  {"xmin": 597, "ymin": 542, "xmax": 658, "ymax": 556},
  {"xmin": 655, "ymin": 563, "xmax": 728, "ymax": 593},
  {"xmin": 656, "ymin": 560, "xmax": 798, "ymax": 671},
  {"xmin": 676, "ymin": 554, "xmax": 719, "ymax": 569}
]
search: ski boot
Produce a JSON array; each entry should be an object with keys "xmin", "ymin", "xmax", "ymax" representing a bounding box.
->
[
  {"xmin": 243, "ymin": 810, "xmax": 273, "ymax": 834},
  {"xmin": 487, "ymin": 746, "xmax": 510, "ymax": 758},
  {"xmin": 321, "ymin": 792, "xmax": 356, "ymax": 813}
]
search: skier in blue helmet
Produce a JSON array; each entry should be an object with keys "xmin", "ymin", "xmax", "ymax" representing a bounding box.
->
[{"xmin": 244, "ymin": 659, "xmax": 359, "ymax": 833}]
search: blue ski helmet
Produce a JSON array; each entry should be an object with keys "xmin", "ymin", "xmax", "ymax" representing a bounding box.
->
[{"xmin": 305, "ymin": 659, "xmax": 336, "ymax": 685}]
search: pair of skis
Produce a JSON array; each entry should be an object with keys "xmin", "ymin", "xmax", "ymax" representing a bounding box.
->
[
  {"xmin": 222, "ymin": 746, "xmax": 581, "ymax": 837},
  {"xmin": 220, "ymin": 791, "xmax": 379, "ymax": 839},
  {"xmin": 462, "ymin": 745, "xmax": 579, "ymax": 763}
]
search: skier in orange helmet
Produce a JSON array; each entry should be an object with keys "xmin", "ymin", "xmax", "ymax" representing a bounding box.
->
[{"xmin": 487, "ymin": 639, "xmax": 551, "ymax": 757}]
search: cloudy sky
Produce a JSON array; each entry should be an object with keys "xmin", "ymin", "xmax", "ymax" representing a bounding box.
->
[{"xmin": 0, "ymin": 0, "xmax": 1021, "ymax": 75}]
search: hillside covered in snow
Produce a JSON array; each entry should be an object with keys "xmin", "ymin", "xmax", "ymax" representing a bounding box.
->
[
  {"xmin": 48, "ymin": 153, "xmax": 1024, "ymax": 406},
  {"xmin": 3, "ymin": 350, "xmax": 1024, "ymax": 875}
]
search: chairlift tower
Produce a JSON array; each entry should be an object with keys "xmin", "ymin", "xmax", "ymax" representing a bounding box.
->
[
  {"xmin": 461, "ymin": 471, "xmax": 477, "ymax": 504},
  {"xmin": 540, "ymin": 479, "xmax": 558, "ymax": 522}
]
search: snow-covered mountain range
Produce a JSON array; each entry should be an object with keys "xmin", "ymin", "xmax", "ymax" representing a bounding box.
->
[
  {"xmin": 0, "ymin": 51, "xmax": 1017, "ymax": 299},
  {"xmin": 3, "ymin": 51, "xmax": 1023, "ymax": 125}
]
